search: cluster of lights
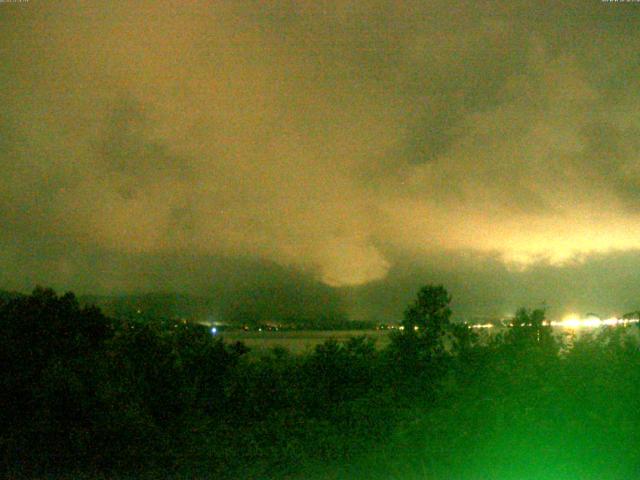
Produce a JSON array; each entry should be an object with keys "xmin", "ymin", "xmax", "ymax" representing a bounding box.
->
[
  {"xmin": 548, "ymin": 316, "xmax": 639, "ymax": 329},
  {"xmin": 465, "ymin": 316, "xmax": 640, "ymax": 329}
]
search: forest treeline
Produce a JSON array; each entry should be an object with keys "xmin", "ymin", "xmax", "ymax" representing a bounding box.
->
[{"xmin": 2, "ymin": 286, "xmax": 640, "ymax": 479}]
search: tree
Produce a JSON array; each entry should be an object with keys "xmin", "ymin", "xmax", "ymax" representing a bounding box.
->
[
  {"xmin": 389, "ymin": 285, "xmax": 453, "ymax": 377},
  {"xmin": 0, "ymin": 287, "xmax": 112, "ymax": 473},
  {"xmin": 505, "ymin": 307, "xmax": 556, "ymax": 353},
  {"xmin": 402, "ymin": 285, "xmax": 452, "ymax": 339}
]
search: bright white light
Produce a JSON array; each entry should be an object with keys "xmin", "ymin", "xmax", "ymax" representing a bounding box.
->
[
  {"xmin": 558, "ymin": 314, "xmax": 583, "ymax": 329},
  {"xmin": 550, "ymin": 315, "xmax": 639, "ymax": 329},
  {"xmin": 581, "ymin": 317, "xmax": 602, "ymax": 328},
  {"xmin": 210, "ymin": 327, "xmax": 218, "ymax": 335}
]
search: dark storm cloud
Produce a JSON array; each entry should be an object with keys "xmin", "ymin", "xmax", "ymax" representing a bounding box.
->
[
  {"xmin": 350, "ymin": 249, "xmax": 640, "ymax": 322},
  {"xmin": 2, "ymin": 0, "xmax": 640, "ymax": 320},
  {"xmin": 98, "ymin": 97, "xmax": 196, "ymax": 199},
  {"xmin": 577, "ymin": 121, "xmax": 640, "ymax": 212}
]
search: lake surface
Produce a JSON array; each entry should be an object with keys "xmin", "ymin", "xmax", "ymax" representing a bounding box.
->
[
  {"xmin": 219, "ymin": 324, "xmax": 639, "ymax": 354},
  {"xmin": 221, "ymin": 330, "xmax": 390, "ymax": 353}
]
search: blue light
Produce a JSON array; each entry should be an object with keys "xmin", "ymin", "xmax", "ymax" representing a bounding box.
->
[{"xmin": 210, "ymin": 326, "xmax": 218, "ymax": 335}]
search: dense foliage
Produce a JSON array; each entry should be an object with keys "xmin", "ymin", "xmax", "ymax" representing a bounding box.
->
[{"xmin": 2, "ymin": 286, "xmax": 640, "ymax": 479}]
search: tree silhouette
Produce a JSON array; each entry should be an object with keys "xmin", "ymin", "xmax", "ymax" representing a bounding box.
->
[
  {"xmin": 389, "ymin": 285, "xmax": 453, "ymax": 377},
  {"xmin": 402, "ymin": 285, "xmax": 452, "ymax": 338},
  {"xmin": 505, "ymin": 307, "xmax": 556, "ymax": 353}
]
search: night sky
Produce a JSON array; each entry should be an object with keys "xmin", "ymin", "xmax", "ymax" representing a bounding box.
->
[{"xmin": 2, "ymin": 1, "xmax": 640, "ymax": 321}]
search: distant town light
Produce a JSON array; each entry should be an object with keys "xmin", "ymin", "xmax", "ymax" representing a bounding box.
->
[
  {"xmin": 463, "ymin": 316, "xmax": 640, "ymax": 330},
  {"xmin": 549, "ymin": 315, "xmax": 639, "ymax": 329}
]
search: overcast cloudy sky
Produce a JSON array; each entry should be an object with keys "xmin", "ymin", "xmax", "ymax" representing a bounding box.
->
[{"xmin": 2, "ymin": 1, "xmax": 640, "ymax": 321}]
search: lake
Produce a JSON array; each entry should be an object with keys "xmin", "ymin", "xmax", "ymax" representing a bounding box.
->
[
  {"xmin": 220, "ymin": 329, "xmax": 391, "ymax": 354},
  {"xmin": 219, "ymin": 324, "xmax": 640, "ymax": 354}
]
